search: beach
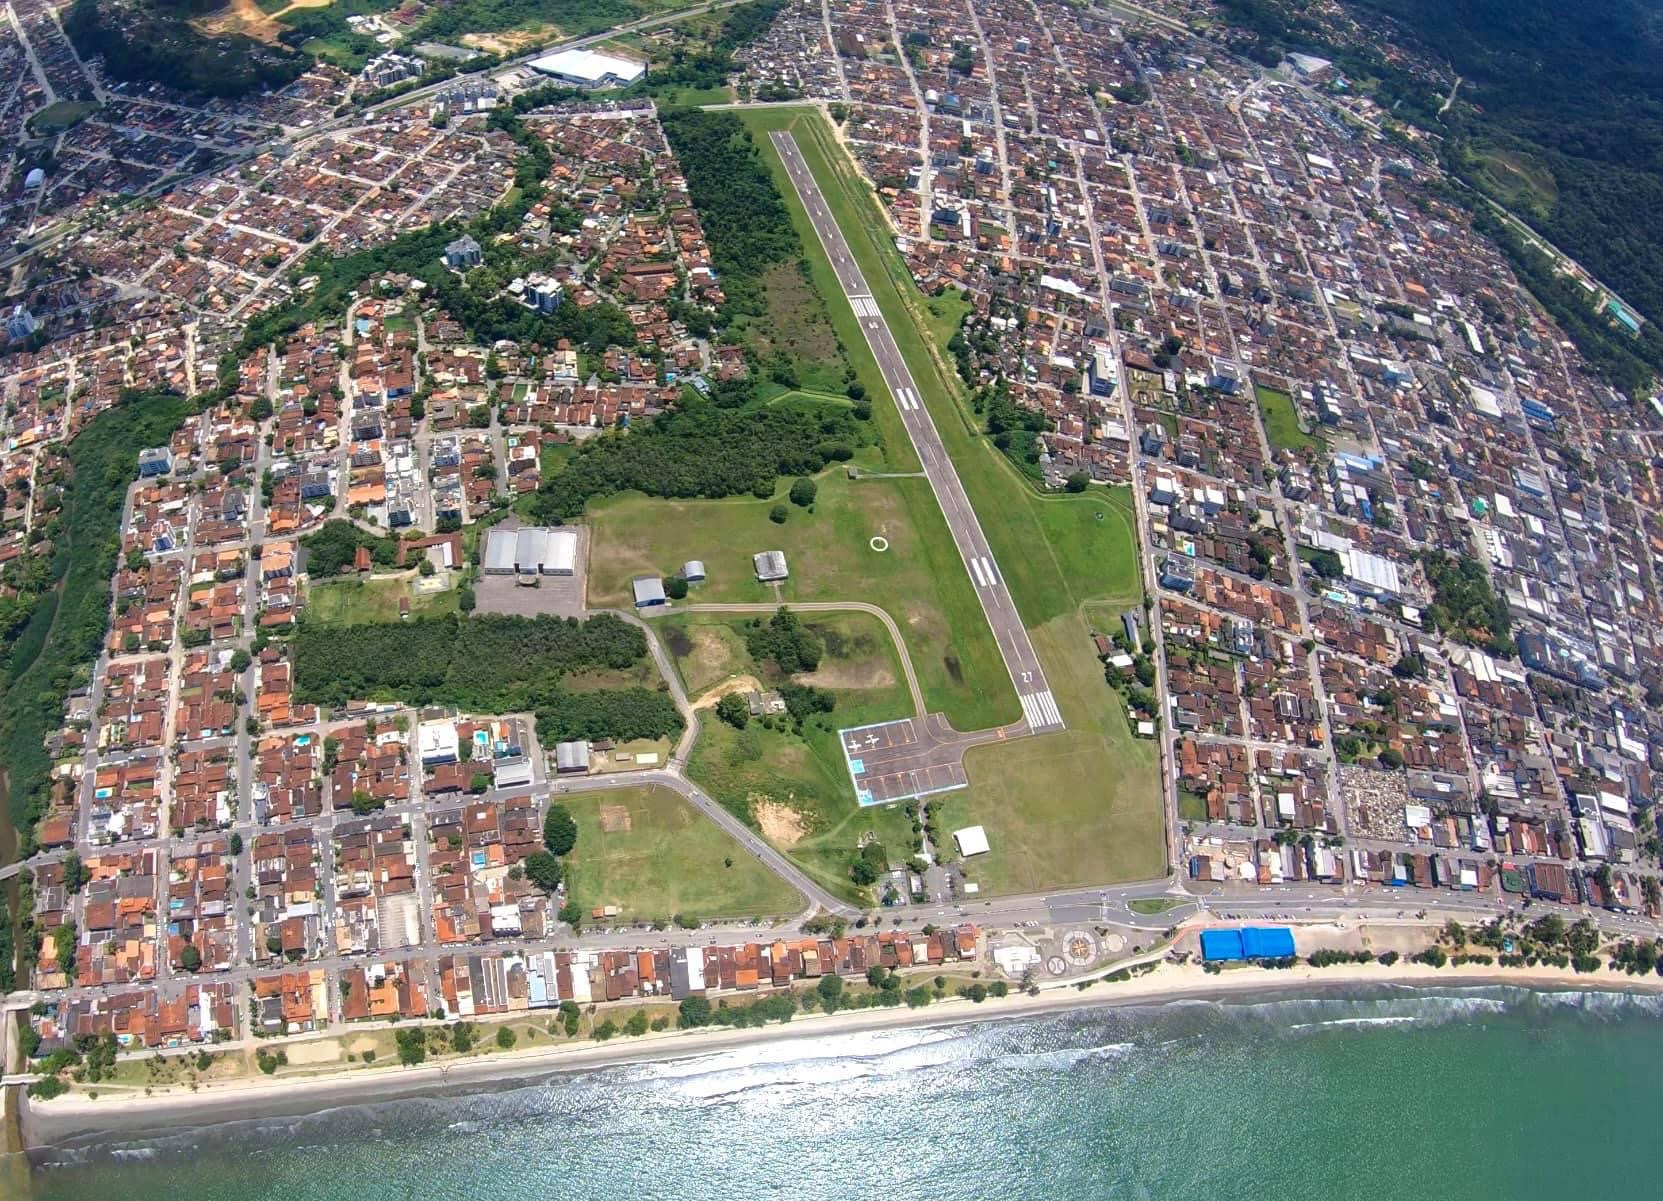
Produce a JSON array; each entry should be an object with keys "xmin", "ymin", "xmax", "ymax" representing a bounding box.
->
[{"xmin": 25, "ymin": 951, "xmax": 1663, "ymax": 1149}]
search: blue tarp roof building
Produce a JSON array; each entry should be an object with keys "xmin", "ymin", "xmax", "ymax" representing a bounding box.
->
[{"xmin": 1200, "ymin": 926, "xmax": 1295, "ymax": 962}]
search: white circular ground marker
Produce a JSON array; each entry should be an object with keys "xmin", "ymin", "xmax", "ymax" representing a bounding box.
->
[{"xmin": 869, "ymin": 536, "xmax": 889, "ymax": 552}]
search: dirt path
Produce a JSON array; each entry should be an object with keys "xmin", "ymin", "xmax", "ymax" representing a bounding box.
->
[{"xmin": 689, "ymin": 675, "xmax": 763, "ymax": 711}]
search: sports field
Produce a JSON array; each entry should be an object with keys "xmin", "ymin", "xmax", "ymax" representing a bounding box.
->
[
  {"xmin": 737, "ymin": 107, "xmax": 1165, "ymax": 890},
  {"xmin": 560, "ymin": 784, "xmax": 801, "ymax": 922},
  {"xmin": 1254, "ymin": 383, "xmax": 1323, "ymax": 455}
]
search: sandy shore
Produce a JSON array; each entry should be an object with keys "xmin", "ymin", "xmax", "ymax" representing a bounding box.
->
[{"xmin": 23, "ymin": 955, "xmax": 1663, "ymax": 1149}]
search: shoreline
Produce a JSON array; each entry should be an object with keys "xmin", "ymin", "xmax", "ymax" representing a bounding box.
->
[{"xmin": 23, "ymin": 956, "xmax": 1663, "ymax": 1150}]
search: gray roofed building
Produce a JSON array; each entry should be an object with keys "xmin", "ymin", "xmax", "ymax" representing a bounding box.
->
[
  {"xmin": 632, "ymin": 576, "xmax": 667, "ymax": 607},
  {"xmin": 681, "ymin": 560, "xmax": 706, "ymax": 582},
  {"xmin": 516, "ymin": 527, "xmax": 551, "ymax": 576},
  {"xmin": 555, "ymin": 740, "xmax": 589, "ymax": 774},
  {"xmin": 753, "ymin": 550, "xmax": 789, "ymax": 582},
  {"xmin": 484, "ymin": 529, "xmax": 517, "ymax": 574}
]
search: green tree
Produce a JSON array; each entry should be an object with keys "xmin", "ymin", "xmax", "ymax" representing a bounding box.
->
[
  {"xmin": 769, "ymin": 504, "xmax": 788, "ymax": 524},
  {"xmin": 1065, "ymin": 471, "xmax": 1090, "ymax": 493},
  {"xmin": 624, "ymin": 1009, "xmax": 650, "ymax": 1037},
  {"xmin": 543, "ymin": 804, "xmax": 578, "ymax": 856},
  {"xmin": 180, "ymin": 944, "xmax": 202, "ymax": 972},
  {"xmin": 496, "ymin": 1025, "xmax": 517, "ymax": 1050},
  {"xmin": 679, "ymin": 995, "xmax": 713, "ymax": 1028},
  {"xmin": 715, "ymin": 692, "xmax": 750, "ymax": 729},
  {"xmin": 665, "ymin": 575, "xmax": 689, "ymax": 600},
  {"xmin": 788, "ymin": 477, "xmax": 817, "ymax": 507},
  {"xmin": 524, "ymin": 851, "xmax": 563, "ymax": 893}
]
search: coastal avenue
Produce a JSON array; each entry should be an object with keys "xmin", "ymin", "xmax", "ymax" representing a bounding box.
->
[{"xmin": 769, "ymin": 130, "xmax": 1064, "ymax": 735}]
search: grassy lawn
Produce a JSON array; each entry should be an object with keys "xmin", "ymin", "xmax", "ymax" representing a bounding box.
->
[
  {"xmin": 305, "ymin": 574, "xmax": 458, "ymax": 625},
  {"xmin": 1129, "ymin": 897, "xmax": 1181, "ymax": 915},
  {"xmin": 671, "ymin": 610, "xmax": 921, "ymax": 905},
  {"xmin": 740, "ymin": 107, "xmax": 1164, "ymax": 890},
  {"xmin": 561, "ymin": 784, "xmax": 801, "ymax": 921},
  {"xmin": 923, "ymin": 286, "xmax": 973, "ymax": 350},
  {"xmin": 688, "ymin": 717, "xmax": 919, "ymax": 907},
  {"xmin": 1254, "ymin": 383, "xmax": 1323, "ymax": 455},
  {"xmin": 586, "ymin": 466, "xmax": 1014, "ymax": 729},
  {"xmin": 28, "ymin": 99, "xmax": 99, "ymax": 134},
  {"xmin": 540, "ymin": 441, "xmax": 577, "ymax": 481},
  {"xmin": 657, "ymin": 83, "xmax": 732, "ymax": 107},
  {"xmin": 660, "ymin": 610, "xmax": 909, "ymax": 705}
]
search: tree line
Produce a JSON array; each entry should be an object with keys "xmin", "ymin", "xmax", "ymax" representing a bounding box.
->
[
  {"xmin": 526, "ymin": 393, "xmax": 866, "ymax": 522},
  {"xmin": 659, "ymin": 108, "xmax": 804, "ymax": 321},
  {"xmin": 292, "ymin": 613, "xmax": 682, "ymax": 745},
  {"xmin": 1, "ymin": 391, "xmax": 193, "ymax": 853}
]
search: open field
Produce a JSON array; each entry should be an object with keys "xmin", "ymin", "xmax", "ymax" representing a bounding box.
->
[
  {"xmin": 560, "ymin": 784, "xmax": 800, "ymax": 920},
  {"xmin": 305, "ymin": 574, "xmax": 459, "ymax": 625},
  {"xmin": 669, "ymin": 610, "xmax": 921, "ymax": 905},
  {"xmin": 688, "ymin": 715, "xmax": 919, "ymax": 906},
  {"xmin": 659, "ymin": 609, "xmax": 905, "ymax": 701},
  {"xmin": 27, "ymin": 99, "xmax": 99, "ymax": 134},
  {"xmin": 1253, "ymin": 383, "xmax": 1323, "ymax": 455},
  {"xmin": 740, "ymin": 107, "xmax": 1163, "ymax": 890},
  {"xmin": 1471, "ymin": 144, "xmax": 1558, "ymax": 217},
  {"xmin": 585, "ymin": 466, "xmax": 1014, "ymax": 730}
]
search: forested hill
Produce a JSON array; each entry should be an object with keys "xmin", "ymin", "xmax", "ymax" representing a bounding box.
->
[
  {"xmin": 1352, "ymin": 0, "xmax": 1663, "ymax": 325},
  {"xmin": 65, "ymin": 0, "xmax": 305, "ymax": 98}
]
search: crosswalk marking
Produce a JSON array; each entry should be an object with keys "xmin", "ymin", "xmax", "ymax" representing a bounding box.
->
[
  {"xmin": 850, "ymin": 295, "xmax": 880, "ymax": 318},
  {"xmin": 1019, "ymin": 690, "xmax": 1063, "ymax": 730}
]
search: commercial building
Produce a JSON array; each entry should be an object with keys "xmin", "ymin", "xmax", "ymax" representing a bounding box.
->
[
  {"xmin": 138, "ymin": 446, "xmax": 174, "ymax": 478},
  {"xmin": 953, "ymin": 826, "xmax": 990, "ymax": 857},
  {"xmin": 527, "ymin": 49, "xmax": 646, "ymax": 89},
  {"xmin": 483, "ymin": 529, "xmax": 517, "ymax": 575},
  {"xmin": 1199, "ymin": 926, "xmax": 1296, "ymax": 962},
  {"xmin": 555, "ymin": 740, "xmax": 590, "ymax": 774},
  {"xmin": 485, "ymin": 527, "xmax": 578, "ymax": 579}
]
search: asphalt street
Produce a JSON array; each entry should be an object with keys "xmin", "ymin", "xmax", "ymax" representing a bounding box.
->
[{"xmin": 770, "ymin": 130, "xmax": 1063, "ymax": 735}]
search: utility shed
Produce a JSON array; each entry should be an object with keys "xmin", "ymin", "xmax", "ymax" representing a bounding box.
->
[
  {"xmin": 681, "ymin": 560, "xmax": 706, "ymax": 583},
  {"xmin": 632, "ymin": 576, "xmax": 667, "ymax": 607},
  {"xmin": 753, "ymin": 550, "xmax": 789, "ymax": 582}
]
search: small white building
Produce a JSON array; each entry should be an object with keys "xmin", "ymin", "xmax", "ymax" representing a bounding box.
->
[{"xmin": 953, "ymin": 825, "xmax": 990, "ymax": 857}]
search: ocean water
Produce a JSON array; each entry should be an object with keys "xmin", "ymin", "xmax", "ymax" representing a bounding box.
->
[{"xmin": 19, "ymin": 985, "xmax": 1663, "ymax": 1201}]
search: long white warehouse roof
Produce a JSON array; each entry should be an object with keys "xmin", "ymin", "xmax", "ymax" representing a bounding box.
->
[{"xmin": 528, "ymin": 49, "xmax": 645, "ymax": 86}]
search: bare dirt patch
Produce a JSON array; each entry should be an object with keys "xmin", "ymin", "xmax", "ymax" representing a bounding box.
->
[
  {"xmin": 754, "ymin": 799, "xmax": 806, "ymax": 846},
  {"xmin": 347, "ymin": 1036, "xmax": 378, "ymax": 1055},
  {"xmin": 690, "ymin": 674, "xmax": 763, "ymax": 711},
  {"xmin": 793, "ymin": 658, "xmax": 894, "ymax": 690},
  {"xmin": 599, "ymin": 804, "xmax": 633, "ymax": 833},
  {"xmin": 284, "ymin": 1038, "xmax": 342, "ymax": 1066},
  {"xmin": 194, "ymin": 0, "xmax": 282, "ymax": 43},
  {"xmin": 462, "ymin": 27, "xmax": 556, "ymax": 55}
]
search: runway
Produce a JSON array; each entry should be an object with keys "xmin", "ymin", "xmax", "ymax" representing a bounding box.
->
[{"xmin": 770, "ymin": 129, "xmax": 1063, "ymax": 734}]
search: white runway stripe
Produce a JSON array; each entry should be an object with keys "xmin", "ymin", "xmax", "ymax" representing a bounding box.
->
[
  {"xmin": 969, "ymin": 556, "xmax": 990, "ymax": 587},
  {"xmin": 1019, "ymin": 690, "xmax": 1063, "ymax": 730},
  {"xmin": 977, "ymin": 556, "xmax": 997, "ymax": 586}
]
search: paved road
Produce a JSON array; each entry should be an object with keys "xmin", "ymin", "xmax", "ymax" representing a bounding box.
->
[
  {"xmin": 553, "ymin": 769, "xmax": 854, "ymax": 917},
  {"xmin": 769, "ymin": 130, "xmax": 1062, "ymax": 735}
]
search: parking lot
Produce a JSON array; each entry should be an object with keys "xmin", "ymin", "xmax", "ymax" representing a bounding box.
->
[
  {"xmin": 839, "ymin": 717, "xmax": 970, "ymax": 806},
  {"xmin": 475, "ymin": 522, "xmax": 589, "ymax": 617}
]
